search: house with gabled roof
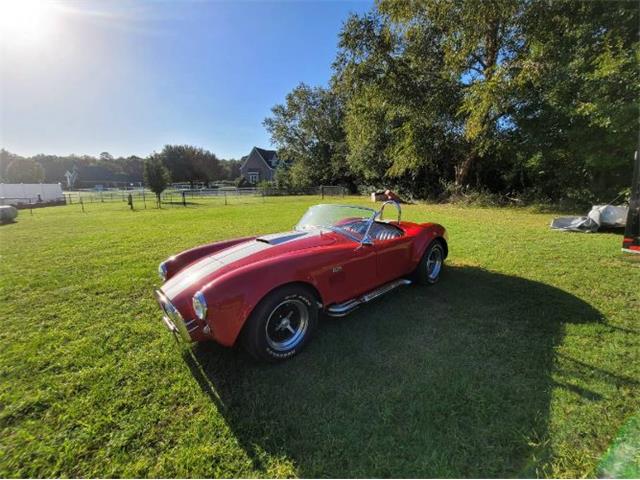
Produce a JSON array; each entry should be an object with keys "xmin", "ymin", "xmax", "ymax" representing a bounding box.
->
[{"xmin": 239, "ymin": 147, "xmax": 280, "ymax": 184}]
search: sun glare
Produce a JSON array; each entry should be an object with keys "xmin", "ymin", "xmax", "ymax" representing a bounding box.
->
[{"xmin": 0, "ymin": 0, "xmax": 58, "ymax": 48}]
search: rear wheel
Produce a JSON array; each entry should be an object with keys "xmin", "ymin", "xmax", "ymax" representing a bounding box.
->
[
  {"xmin": 413, "ymin": 240, "xmax": 445, "ymax": 285},
  {"xmin": 242, "ymin": 285, "xmax": 318, "ymax": 362}
]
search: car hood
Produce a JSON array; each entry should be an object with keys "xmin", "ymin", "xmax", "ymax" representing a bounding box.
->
[{"xmin": 161, "ymin": 229, "xmax": 337, "ymax": 299}]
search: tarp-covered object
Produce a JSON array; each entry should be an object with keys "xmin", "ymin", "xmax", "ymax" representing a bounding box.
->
[
  {"xmin": 623, "ymin": 148, "xmax": 640, "ymax": 254},
  {"xmin": 551, "ymin": 205, "xmax": 629, "ymax": 233},
  {"xmin": 0, "ymin": 205, "xmax": 18, "ymax": 223},
  {"xmin": 589, "ymin": 205, "xmax": 628, "ymax": 228},
  {"xmin": 551, "ymin": 215, "xmax": 599, "ymax": 232}
]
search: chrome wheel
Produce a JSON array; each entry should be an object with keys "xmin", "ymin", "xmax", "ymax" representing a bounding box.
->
[
  {"xmin": 265, "ymin": 299, "xmax": 309, "ymax": 352},
  {"xmin": 426, "ymin": 245, "xmax": 443, "ymax": 281}
]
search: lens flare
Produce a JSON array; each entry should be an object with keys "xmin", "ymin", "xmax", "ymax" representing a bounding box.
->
[{"xmin": 0, "ymin": 0, "xmax": 57, "ymax": 48}]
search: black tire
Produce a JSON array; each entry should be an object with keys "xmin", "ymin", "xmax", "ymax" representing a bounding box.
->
[
  {"xmin": 413, "ymin": 240, "xmax": 445, "ymax": 285},
  {"xmin": 242, "ymin": 285, "xmax": 318, "ymax": 362}
]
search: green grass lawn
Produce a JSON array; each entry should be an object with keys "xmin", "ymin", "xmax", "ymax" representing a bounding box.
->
[{"xmin": 1, "ymin": 196, "xmax": 638, "ymax": 478}]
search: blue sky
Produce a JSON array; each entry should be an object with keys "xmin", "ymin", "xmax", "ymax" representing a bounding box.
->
[{"xmin": 0, "ymin": 0, "xmax": 371, "ymax": 159}]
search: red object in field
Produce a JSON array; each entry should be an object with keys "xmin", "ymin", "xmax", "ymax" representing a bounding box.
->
[
  {"xmin": 384, "ymin": 190, "xmax": 402, "ymax": 203},
  {"xmin": 371, "ymin": 189, "xmax": 405, "ymax": 203},
  {"xmin": 155, "ymin": 201, "xmax": 448, "ymax": 362}
]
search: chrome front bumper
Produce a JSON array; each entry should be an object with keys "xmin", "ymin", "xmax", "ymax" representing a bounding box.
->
[{"xmin": 154, "ymin": 289, "xmax": 196, "ymax": 343}]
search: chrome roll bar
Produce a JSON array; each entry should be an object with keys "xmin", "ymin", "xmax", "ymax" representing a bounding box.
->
[
  {"xmin": 360, "ymin": 200, "xmax": 402, "ymax": 246},
  {"xmin": 378, "ymin": 200, "xmax": 401, "ymax": 223}
]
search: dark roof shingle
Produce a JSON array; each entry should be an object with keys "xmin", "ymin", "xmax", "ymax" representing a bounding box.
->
[{"xmin": 254, "ymin": 147, "xmax": 278, "ymax": 168}]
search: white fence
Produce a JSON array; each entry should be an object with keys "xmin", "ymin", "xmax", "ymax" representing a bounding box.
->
[{"xmin": 0, "ymin": 183, "xmax": 65, "ymax": 205}]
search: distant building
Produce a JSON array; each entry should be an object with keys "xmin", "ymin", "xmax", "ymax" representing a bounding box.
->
[
  {"xmin": 62, "ymin": 164, "xmax": 142, "ymax": 189},
  {"xmin": 239, "ymin": 147, "xmax": 279, "ymax": 183}
]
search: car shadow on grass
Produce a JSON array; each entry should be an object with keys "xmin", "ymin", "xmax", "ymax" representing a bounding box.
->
[{"xmin": 183, "ymin": 265, "xmax": 604, "ymax": 477}]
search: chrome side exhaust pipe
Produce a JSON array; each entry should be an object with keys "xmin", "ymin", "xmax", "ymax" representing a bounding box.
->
[{"xmin": 325, "ymin": 278, "xmax": 412, "ymax": 317}]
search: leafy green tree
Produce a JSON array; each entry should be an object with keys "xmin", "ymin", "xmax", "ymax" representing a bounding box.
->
[
  {"xmin": 236, "ymin": 176, "xmax": 252, "ymax": 188},
  {"xmin": 264, "ymin": 83, "xmax": 351, "ymax": 190},
  {"xmin": 507, "ymin": 0, "xmax": 639, "ymax": 201},
  {"xmin": 219, "ymin": 159, "xmax": 242, "ymax": 181},
  {"xmin": 0, "ymin": 149, "xmax": 24, "ymax": 181},
  {"xmin": 121, "ymin": 156, "xmax": 144, "ymax": 184},
  {"xmin": 334, "ymin": 11, "xmax": 461, "ymax": 197},
  {"xmin": 30, "ymin": 154, "xmax": 76, "ymax": 184},
  {"xmin": 156, "ymin": 145, "xmax": 221, "ymax": 186},
  {"xmin": 144, "ymin": 156, "xmax": 171, "ymax": 207},
  {"xmin": 332, "ymin": 0, "xmax": 637, "ymax": 200},
  {"xmin": 274, "ymin": 161, "xmax": 292, "ymax": 192},
  {"xmin": 5, "ymin": 158, "xmax": 45, "ymax": 183},
  {"xmin": 256, "ymin": 179, "xmax": 272, "ymax": 194},
  {"xmin": 379, "ymin": 0, "xmax": 525, "ymax": 188}
]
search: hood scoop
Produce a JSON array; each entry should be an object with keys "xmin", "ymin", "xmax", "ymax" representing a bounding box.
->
[{"xmin": 256, "ymin": 231, "xmax": 309, "ymax": 245}]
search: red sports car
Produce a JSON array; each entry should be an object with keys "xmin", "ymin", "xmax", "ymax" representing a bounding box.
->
[{"xmin": 155, "ymin": 201, "xmax": 448, "ymax": 361}]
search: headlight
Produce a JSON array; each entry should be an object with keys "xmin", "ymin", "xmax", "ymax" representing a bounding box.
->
[
  {"xmin": 192, "ymin": 291, "xmax": 207, "ymax": 320},
  {"xmin": 158, "ymin": 262, "xmax": 168, "ymax": 281}
]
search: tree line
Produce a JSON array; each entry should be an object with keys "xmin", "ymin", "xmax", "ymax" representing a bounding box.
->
[
  {"xmin": 0, "ymin": 147, "xmax": 242, "ymax": 187},
  {"xmin": 2, "ymin": 1, "xmax": 635, "ymax": 206},
  {"xmin": 265, "ymin": 0, "xmax": 638, "ymax": 205}
]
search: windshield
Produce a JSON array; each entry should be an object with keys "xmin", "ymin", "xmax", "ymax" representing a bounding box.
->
[{"xmin": 295, "ymin": 204, "xmax": 376, "ymax": 241}]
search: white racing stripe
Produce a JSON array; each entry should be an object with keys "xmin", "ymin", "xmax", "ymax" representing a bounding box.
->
[
  {"xmin": 161, "ymin": 231, "xmax": 317, "ymax": 299},
  {"xmin": 163, "ymin": 240, "xmax": 271, "ymax": 298}
]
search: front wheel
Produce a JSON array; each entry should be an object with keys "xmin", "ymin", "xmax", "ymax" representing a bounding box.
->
[
  {"xmin": 242, "ymin": 285, "xmax": 318, "ymax": 362},
  {"xmin": 413, "ymin": 240, "xmax": 445, "ymax": 285}
]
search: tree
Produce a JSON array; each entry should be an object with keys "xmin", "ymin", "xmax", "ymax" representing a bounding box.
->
[
  {"xmin": 506, "ymin": 0, "xmax": 639, "ymax": 202},
  {"xmin": 274, "ymin": 161, "xmax": 292, "ymax": 192},
  {"xmin": 5, "ymin": 158, "xmax": 45, "ymax": 183},
  {"xmin": 155, "ymin": 145, "xmax": 221, "ymax": 186},
  {"xmin": 30, "ymin": 154, "xmax": 75, "ymax": 183},
  {"xmin": 333, "ymin": 11, "xmax": 461, "ymax": 197},
  {"xmin": 334, "ymin": 0, "xmax": 639, "ymax": 201},
  {"xmin": 121, "ymin": 156, "xmax": 144, "ymax": 184},
  {"xmin": 144, "ymin": 156, "xmax": 171, "ymax": 207},
  {"xmin": 236, "ymin": 176, "xmax": 252, "ymax": 188},
  {"xmin": 379, "ymin": 0, "xmax": 525, "ymax": 188},
  {"xmin": 1, "ymin": 149, "xmax": 24, "ymax": 181},
  {"xmin": 219, "ymin": 159, "xmax": 242, "ymax": 181},
  {"xmin": 264, "ymin": 83, "xmax": 351, "ymax": 190}
]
